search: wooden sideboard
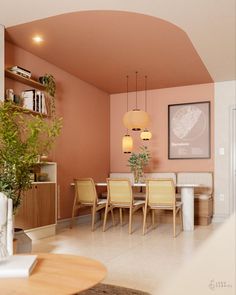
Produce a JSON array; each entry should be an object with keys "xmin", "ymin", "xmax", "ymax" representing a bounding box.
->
[{"xmin": 14, "ymin": 162, "xmax": 57, "ymax": 239}]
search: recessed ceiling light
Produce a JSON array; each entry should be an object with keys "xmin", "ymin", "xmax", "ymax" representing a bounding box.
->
[{"xmin": 32, "ymin": 35, "xmax": 43, "ymax": 44}]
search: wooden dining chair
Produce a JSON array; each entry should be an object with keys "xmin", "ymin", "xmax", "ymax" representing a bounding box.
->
[
  {"xmin": 143, "ymin": 179, "xmax": 183, "ymax": 237},
  {"xmin": 71, "ymin": 178, "xmax": 107, "ymax": 231},
  {"xmin": 103, "ymin": 178, "xmax": 145, "ymax": 234}
]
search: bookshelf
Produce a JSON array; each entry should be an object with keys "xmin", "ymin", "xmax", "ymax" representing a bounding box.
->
[
  {"xmin": 11, "ymin": 104, "xmax": 49, "ymax": 118},
  {"xmin": 5, "ymin": 69, "xmax": 50, "ymax": 117},
  {"xmin": 5, "ymin": 69, "xmax": 46, "ymax": 91}
]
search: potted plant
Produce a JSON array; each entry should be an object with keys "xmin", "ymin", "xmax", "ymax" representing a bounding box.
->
[
  {"xmin": 128, "ymin": 146, "xmax": 151, "ymax": 183},
  {"xmin": 39, "ymin": 74, "xmax": 56, "ymax": 115},
  {"xmin": 0, "ymin": 100, "xmax": 62, "ymax": 214}
]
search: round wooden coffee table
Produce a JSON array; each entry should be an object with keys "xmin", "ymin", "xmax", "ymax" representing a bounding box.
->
[{"xmin": 0, "ymin": 253, "xmax": 107, "ymax": 294}]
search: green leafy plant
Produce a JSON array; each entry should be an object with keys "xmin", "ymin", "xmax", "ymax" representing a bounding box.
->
[
  {"xmin": 39, "ymin": 74, "xmax": 56, "ymax": 97},
  {"xmin": 128, "ymin": 146, "xmax": 151, "ymax": 183},
  {"xmin": 0, "ymin": 101, "xmax": 62, "ymax": 213},
  {"xmin": 39, "ymin": 74, "xmax": 56, "ymax": 116}
]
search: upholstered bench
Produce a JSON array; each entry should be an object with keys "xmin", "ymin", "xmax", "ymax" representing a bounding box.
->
[{"xmin": 177, "ymin": 172, "xmax": 214, "ymax": 225}]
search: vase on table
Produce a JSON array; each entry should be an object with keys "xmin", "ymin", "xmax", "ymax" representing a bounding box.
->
[{"xmin": 133, "ymin": 169, "xmax": 145, "ymax": 183}]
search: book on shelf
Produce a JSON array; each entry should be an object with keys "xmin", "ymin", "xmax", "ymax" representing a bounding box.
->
[
  {"xmin": 21, "ymin": 90, "xmax": 47, "ymax": 115},
  {"xmin": 9, "ymin": 66, "xmax": 32, "ymax": 79},
  {"xmin": 22, "ymin": 89, "xmax": 35, "ymax": 111},
  {"xmin": 0, "ymin": 255, "xmax": 37, "ymax": 278}
]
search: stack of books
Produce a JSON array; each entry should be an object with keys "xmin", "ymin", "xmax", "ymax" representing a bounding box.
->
[
  {"xmin": 22, "ymin": 89, "xmax": 47, "ymax": 114},
  {"xmin": 0, "ymin": 255, "xmax": 37, "ymax": 278},
  {"xmin": 9, "ymin": 66, "xmax": 31, "ymax": 79}
]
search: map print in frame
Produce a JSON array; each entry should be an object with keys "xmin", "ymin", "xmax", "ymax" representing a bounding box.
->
[{"xmin": 168, "ymin": 101, "xmax": 210, "ymax": 159}]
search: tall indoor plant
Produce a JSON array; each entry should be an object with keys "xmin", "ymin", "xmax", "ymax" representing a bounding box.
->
[
  {"xmin": 0, "ymin": 101, "xmax": 62, "ymax": 213},
  {"xmin": 128, "ymin": 146, "xmax": 151, "ymax": 183}
]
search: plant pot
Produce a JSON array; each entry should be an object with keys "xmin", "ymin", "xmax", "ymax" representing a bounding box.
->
[{"xmin": 14, "ymin": 228, "xmax": 32, "ymax": 254}]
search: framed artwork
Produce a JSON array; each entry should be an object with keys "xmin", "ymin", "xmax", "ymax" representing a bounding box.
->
[{"xmin": 168, "ymin": 101, "xmax": 210, "ymax": 159}]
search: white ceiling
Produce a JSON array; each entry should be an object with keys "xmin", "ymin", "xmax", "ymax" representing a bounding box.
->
[{"xmin": 0, "ymin": 0, "xmax": 235, "ymax": 82}]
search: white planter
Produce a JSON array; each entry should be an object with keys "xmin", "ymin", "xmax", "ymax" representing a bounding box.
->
[{"xmin": 0, "ymin": 193, "xmax": 13, "ymax": 261}]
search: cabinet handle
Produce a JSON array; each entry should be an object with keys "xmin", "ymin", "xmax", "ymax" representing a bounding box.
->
[{"xmin": 35, "ymin": 185, "xmax": 37, "ymax": 189}]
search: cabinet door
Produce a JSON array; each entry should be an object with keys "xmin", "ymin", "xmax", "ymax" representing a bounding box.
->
[
  {"xmin": 36, "ymin": 183, "xmax": 56, "ymax": 227},
  {"xmin": 14, "ymin": 184, "xmax": 56, "ymax": 230},
  {"xmin": 14, "ymin": 186, "xmax": 38, "ymax": 230}
]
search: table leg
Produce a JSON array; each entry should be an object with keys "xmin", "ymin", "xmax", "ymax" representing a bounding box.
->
[{"xmin": 181, "ymin": 187, "xmax": 194, "ymax": 231}]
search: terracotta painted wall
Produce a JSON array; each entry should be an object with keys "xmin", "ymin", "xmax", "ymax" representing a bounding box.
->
[
  {"xmin": 5, "ymin": 42, "xmax": 110, "ymax": 219},
  {"xmin": 110, "ymin": 83, "xmax": 214, "ymax": 172}
]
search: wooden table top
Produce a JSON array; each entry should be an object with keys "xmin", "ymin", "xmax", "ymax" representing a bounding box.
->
[{"xmin": 0, "ymin": 253, "xmax": 107, "ymax": 295}]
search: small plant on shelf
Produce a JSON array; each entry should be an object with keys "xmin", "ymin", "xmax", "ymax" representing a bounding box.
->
[
  {"xmin": 39, "ymin": 74, "xmax": 56, "ymax": 116},
  {"xmin": 0, "ymin": 100, "xmax": 62, "ymax": 213},
  {"xmin": 128, "ymin": 146, "xmax": 151, "ymax": 183}
]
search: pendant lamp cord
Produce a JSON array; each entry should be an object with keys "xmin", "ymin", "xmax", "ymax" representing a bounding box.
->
[
  {"xmin": 145, "ymin": 75, "xmax": 147, "ymax": 112},
  {"xmin": 126, "ymin": 75, "xmax": 129, "ymax": 112},
  {"xmin": 135, "ymin": 71, "xmax": 138, "ymax": 109},
  {"xmin": 126, "ymin": 75, "xmax": 129, "ymax": 134}
]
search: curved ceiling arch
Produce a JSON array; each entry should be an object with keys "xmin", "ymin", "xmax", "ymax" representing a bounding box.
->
[
  {"xmin": 6, "ymin": 10, "xmax": 212, "ymax": 93},
  {"xmin": 1, "ymin": 0, "xmax": 235, "ymax": 83}
]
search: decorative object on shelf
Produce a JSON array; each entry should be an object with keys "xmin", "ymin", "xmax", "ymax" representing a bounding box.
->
[
  {"xmin": 123, "ymin": 72, "xmax": 150, "ymax": 131},
  {"xmin": 168, "ymin": 101, "xmax": 210, "ymax": 159},
  {"xmin": 0, "ymin": 100, "xmax": 62, "ymax": 214},
  {"xmin": 5, "ymin": 89, "xmax": 14, "ymax": 101},
  {"xmin": 8, "ymin": 66, "xmax": 31, "ymax": 79},
  {"xmin": 122, "ymin": 75, "xmax": 133, "ymax": 153},
  {"xmin": 140, "ymin": 76, "xmax": 152, "ymax": 141},
  {"xmin": 39, "ymin": 74, "xmax": 56, "ymax": 116},
  {"xmin": 40, "ymin": 154, "xmax": 49, "ymax": 162},
  {"xmin": 128, "ymin": 146, "xmax": 151, "ymax": 183},
  {"xmin": 37, "ymin": 173, "xmax": 49, "ymax": 182}
]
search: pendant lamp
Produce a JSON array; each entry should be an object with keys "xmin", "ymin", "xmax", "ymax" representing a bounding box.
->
[
  {"xmin": 123, "ymin": 72, "xmax": 150, "ymax": 131},
  {"xmin": 141, "ymin": 76, "xmax": 152, "ymax": 141},
  {"xmin": 122, "ymin": 75, "xmax": 133, "ymax": 153}
]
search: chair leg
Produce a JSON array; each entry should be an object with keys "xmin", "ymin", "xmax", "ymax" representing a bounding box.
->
[
  {"xmin": 129, "ymin": 207, "xmax": 133, "ymax": 234},
  {"xmin": 173, "ymin": 210, "xmax": 176, "ymax": 238},
  {"xmin": 91, "ymin": 206, "xmax": 96, "ymax": 231},
  {"xmin": 180, "ymin": 207, "xmax": 183, "ymax": 231},
  {"xmin": 143, "ymin": 205, "xmax": 148, "ymax": 235},
  {"xmin": 119, "ymin": 208, "xmax": 123, "ymax": 226},
  {"xmin": 103, "ymin": 204, "xmax": 109, "ymax": 232},
  {"xmin": 152, "ymin": 210, "xmax": 155, "ymax": 228},
  {"xmin": 71, "ymin": 203, "xmax": 76, "ymax": 229},
  {"xmin": 111, "ymin": 207, "xmax": 115, "ymax": 226}
]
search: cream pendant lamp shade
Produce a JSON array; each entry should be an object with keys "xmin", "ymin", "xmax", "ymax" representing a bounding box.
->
[
  {"xmin": 141, "ymin": 75, "xmax": 152, "ymax": 140},
  {"xmin": 123, "ymin": 72, "xmax": 150, "ymax": 131},
  {"xmin": 122, "ymin": 75, "xmax": 133, "ymax": 153},
  {"xmin": 140, "ymin": 129, "xmax": 152, "ymax": 140},
  {"xmin": 123, "ymin": 110, "xmax": 150, "ymax": 131},
  {"xmin": 122, "ymin": 134, "xmax": 133, "ymax": 153}
]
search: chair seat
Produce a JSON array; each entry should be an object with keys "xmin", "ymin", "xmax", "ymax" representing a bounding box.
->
[
  {"xmin": 97, "ymin": 199, "xmax": 107, "ymax": 205},
  {"xmin": 149, "ymin": 201, "xmax": 182, "ymax": 209},
  {"xmin": 111, "ymin": 200, "xmax": 145, "ymax": 207},
  {"xmin": 134, "ymin": 200, "xmax": 145, "ymax": 206}
]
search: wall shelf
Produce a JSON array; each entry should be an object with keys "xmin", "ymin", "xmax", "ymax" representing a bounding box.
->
[
  {"xmin": 11, "ymin": 104, "xmax": 49, "ymax": 118},
  {"xmin": 5, "ymin": 69, "xmax": 46, "ymax": 91}
]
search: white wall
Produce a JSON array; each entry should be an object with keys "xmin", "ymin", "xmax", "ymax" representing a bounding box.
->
[
  {"xmin": 0, "ymin": 25, "xmax": 4, "ymax": 101},
  {"xmin": 214, "ymin": 80, "xmax": 236, "ymax": 221}
]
